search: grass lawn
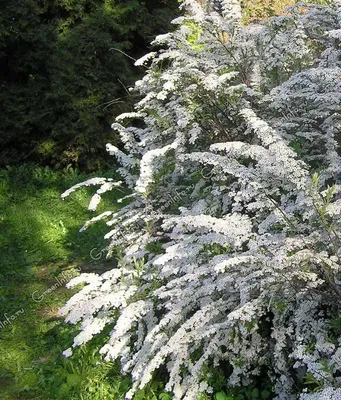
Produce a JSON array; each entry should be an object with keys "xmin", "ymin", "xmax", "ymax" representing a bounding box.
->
[{"xmin": 0, "ymin": 164, "xmax": 132, "ymax": 399}]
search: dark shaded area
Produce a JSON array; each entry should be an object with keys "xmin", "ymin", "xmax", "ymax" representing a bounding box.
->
[{"xmin": 0, "ymin": 0, "xmax": 179, "ymax": 171}]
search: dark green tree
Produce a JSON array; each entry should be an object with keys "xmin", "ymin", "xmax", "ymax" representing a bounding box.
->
[{"xmin": 0, "ymin": 0, "xmax": 179, "ymax": 170}]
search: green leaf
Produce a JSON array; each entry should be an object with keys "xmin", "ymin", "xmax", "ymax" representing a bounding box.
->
[
  {"xmin": 261, "ymin": 390, "xmax": 271, "ymax": 399},
  {"xmin": 135, "ymin": 389, "xmax": 146, "ymax": 400},
  {"xmin": 159, "ymin": 393, "xmax": 172, "ymax": 400},
  {"xmin": 214, "ymin": 392, "xmax": 227, "ymax": 400},
  {"xmin": 252, "ymin": 388, "xmax": 260, "ymax": 398},
  {"xmin": 312, "ymin": 173, "xmax": 320, "ymax": 188}
]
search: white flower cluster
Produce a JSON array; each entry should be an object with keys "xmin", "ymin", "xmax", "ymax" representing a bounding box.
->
[
  {"xmin": 61, "ymin": 1, "xmax": 341, "ymax": 399},
  {"xmin": 300, "ymin": 387, "xmax": 341, "ymax": 400}
]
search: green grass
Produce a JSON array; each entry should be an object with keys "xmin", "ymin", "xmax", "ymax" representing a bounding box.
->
[
  {"xmin": 0, "ymin": 164, "xmax": 125, "ymax": 272},
  {"xmin": 0, "ymin": 163, "xmax": 131, "ymax": 399}
]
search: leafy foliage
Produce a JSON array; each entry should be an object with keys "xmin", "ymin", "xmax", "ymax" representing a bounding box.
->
[{"xmin": 0, "ymin": 0, "xmax": 179, "ymax": 170}]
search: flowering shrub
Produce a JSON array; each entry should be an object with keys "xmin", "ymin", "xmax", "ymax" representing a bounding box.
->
[{"xmin": 61, "ymin": 1, "xmax": 341, "ymax": 399}]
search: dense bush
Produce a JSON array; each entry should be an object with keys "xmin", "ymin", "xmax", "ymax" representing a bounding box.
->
[
  {"xmin": 61, "ymin": 0, "xmax": 341, "ymax": 399},
  {"xmin": 0, "ymin": 0, "xmax": 179, "ymax": 170}
]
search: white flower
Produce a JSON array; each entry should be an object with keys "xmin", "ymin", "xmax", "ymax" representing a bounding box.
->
[{"xmin": 62, "ymin": 348, "xmax": 73, "ymax": 358}]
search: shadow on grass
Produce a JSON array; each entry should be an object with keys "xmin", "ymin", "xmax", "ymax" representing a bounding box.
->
[
  {"xmin": 0, "ymin": 164, "xmax": 129, "ymax": 399},
  {"xmin": 0, "ymin": 163, "xmax": 127, "ymax": 274}
]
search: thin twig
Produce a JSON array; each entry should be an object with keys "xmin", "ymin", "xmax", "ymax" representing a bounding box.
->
[{"xmin": 109, "ymin": 47, "xmax": 137, "ymax": 62}]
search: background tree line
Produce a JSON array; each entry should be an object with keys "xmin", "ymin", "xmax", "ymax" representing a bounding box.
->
[
  {"xmin": 0, "ymin": 0, "xmax": 329, "ymax": 171},
  {"xmin": 0, "ymin": 0, "xmax": 179, "ymax": 170}
]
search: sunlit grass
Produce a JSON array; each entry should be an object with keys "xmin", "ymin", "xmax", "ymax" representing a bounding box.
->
[{"xmin": 0, "ymin": 164, "xmax": 130, "ymax": 399}]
